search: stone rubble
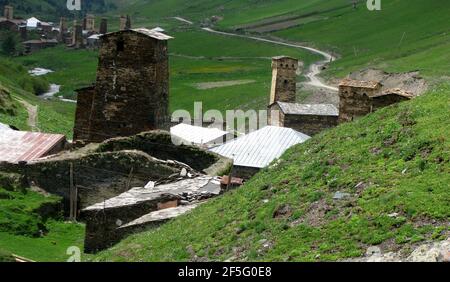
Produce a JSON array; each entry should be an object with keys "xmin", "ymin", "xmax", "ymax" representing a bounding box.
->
[{"xmin": 345, "ymin": 238, "xmax": 450, "ymax": 262}]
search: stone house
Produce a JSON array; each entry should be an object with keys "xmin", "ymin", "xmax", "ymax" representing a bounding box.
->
[
  {"xmin": 267, "ymin": 55, "xmax": 339, "ymax": 136},
  {"xmin": 339, "ymin": 78, "xmax": 412, "ymax": 123},
  {"xmin": 23, "ymin": 38, "xmax": 58, "ymax": 54},
  {"xmin": 73, "ymin": 28, "xmax": 173, "ymax": 144},
  {"xmin": 269, "ymin": 102, "xmax": 339, "ymax": 136},
  {"xmin": 0, "ymin": 5, "xmax": 25, "ymax": 32}
]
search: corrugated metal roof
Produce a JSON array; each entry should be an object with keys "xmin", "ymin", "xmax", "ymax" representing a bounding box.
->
[
  {"xmin": 171, "ymin": 123, "xmax": 229, "ymax": 145},
  {"xmin": 276, "ymin": 102, "xmax": 339, "ymax": 116},
  {"xmin": 0, "ymin": 123, "xmax": 11, "ymax": 131},
  {"xmin": 210, "ymin": 126, "xmax": 310, "ymax": 168},
  {"xmin": 0, "ymin": 129, "xmax": 65, "ymax": 163}
]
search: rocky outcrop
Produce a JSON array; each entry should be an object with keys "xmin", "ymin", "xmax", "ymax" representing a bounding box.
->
[{"xmin": 345, "ymin": 238, "xmax": 450, "ymax": 262}]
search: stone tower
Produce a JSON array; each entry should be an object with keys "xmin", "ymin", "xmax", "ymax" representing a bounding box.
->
[
  {"xmin": 119, "ymin": 15, "xmax": 127, "ymax": 30},
  {"xmin": 86, "ymin": 14, "xmax": 95, "ymax": 31},
  {"xmin": 58, "ymin": 17, "xmax": 67, "ymax": 42},
  {"xmin": 99, "ymin": 18, "xmax": 108, "ymax": 34},
  {"xmin": 73, "ymin": 28, "xmax": 173, "ymax": 143},
  {"xmin": 269, "ymin": 56, "xmax": 298, "ymax": 105},
  {"xmin": 4, "ymin": 5, "xmax": 13, "ymax": 20},
  {"xmin": 19, "ymin": 26, "xmax": 27, "ymax": 40},
  {"xmin": 72, "ymin": 21, "xmax": 84, "ymax": 48},
  {"xmin": 125, "ymin": 15, "xmax": 132, "ymax": 29}
]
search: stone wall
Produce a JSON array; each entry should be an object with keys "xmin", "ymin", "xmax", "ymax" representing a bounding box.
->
[
  {"xmin": 0, "ymin": 131, "xmax": 232, "ymax": 213},
  {"xmin": 73, "ymin": 86, "xmax": 95, "ymax": 141},
  {"xmin": 95, "ymin": 131, "xmax": 230, "ymax": 174},
  {"xmin": 232, "ymin": 166, "xmax": 260, "ymax": 180},
  {"xmin": 283, "ymin": 114, "xmax": 338, "ymax": 136},
  {"xmin": 24, "ymin": 150, "xmax": 185, "ymax": 210},
  {"xmin": 339, "ymin": 85, "xmax": 411, "ymax": 123},
  {"xmin": 269, "ymin": 103, "xmax": 338, "ymax": 136},
  {"xmin": 372, "ymin": 94, "xmax": 410, "ymax": 111},
  {"xmin": 338, "ymin": 85, "xmax": 378, "ymax": 123},
  {"xmin": 82, "ymin": 192, "xmax": 178, "ymax": 253}
]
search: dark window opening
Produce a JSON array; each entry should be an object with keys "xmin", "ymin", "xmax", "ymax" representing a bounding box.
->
[{"xmin": 116, "ymin": 39, "xmax": 125, "ymax": 52}]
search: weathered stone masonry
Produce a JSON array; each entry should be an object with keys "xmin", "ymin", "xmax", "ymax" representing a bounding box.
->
[
  {"xmin": 269, "ymin": 56, "xmax": 298, "ymax": 104},
  {"xmin": 269, "ymin": 102, "xmax": 339, "ymax": 136},
  {"xmin": 74, "ymin": 29, "xmax": 173, "ymax": 143},
  {"xmin": 339, "ymin": 78, "xmax": 413, "ymax": 123}
]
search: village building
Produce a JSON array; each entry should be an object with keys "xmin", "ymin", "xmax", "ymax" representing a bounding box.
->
[
  {"xmin": 170, "ymin": 123, "xmax": 231, "ymax": 148},
  {"xmin": 267, "ymin": 56, "xmax": 339, "ymax": 135},
  {"xmin": 87, "ymin": 34, "xmax": 101, "ymax": 49},
  {"xmin": 119, "ymin": 15, "xmax": 131, "ymax": 30},
  {"xmin": 0, "ymin": 6, "xmax": 25, "ymax": 32},
  {"xmin": 73, "ymin": 28, "xmax": 173, "ymax": 143},
  {"xmin": 57, "ymin": 17, "xmax": 68, "ymax": 43},
  {"xmin": 0, "ymin": 128, "xmax": 66, "ymax": 163},
  {"xmin": 85, "ymin": 14, "xmax": 95, "ymax": 31},
  {"xmin": 71, "ymin": 20, "xmax": 84, "ymax": 48},
  {"xmin": 338, "ymin": 78, "xmax": 412, "ymax": 123},
  {"xmin": 23, "ymin": 38, "xmax": 58, "ymax": 54},
  {"xmin": 210, "ymin": 126, "xmax": 310, "ymax": 178},
  {"xmin": 269, "ymin": 102, "xmax": 339, "ymax": 136},
  {"xmin": 99, "ymin": 18, "xmax": 108, "ymax": 34}
]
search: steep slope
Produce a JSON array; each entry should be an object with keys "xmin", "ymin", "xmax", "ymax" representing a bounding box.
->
[
  {"xmin": 0, "ymin": 57, "xmax": 75, "ymax": 137},
  {"xmin": 95, "ymin": 84, "xmax": 450, "ymax": 262}
]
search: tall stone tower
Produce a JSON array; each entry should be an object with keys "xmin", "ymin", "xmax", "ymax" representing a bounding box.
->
[
  {"xmin": 58, "ymin": 17, "xmax": 67, "ymax": 42},
  {"xmin": 119, "ymin": 15, "xmax": 127, "ymax": 30},
  {"xmin": 99, "ymin": 18, "xmax": 108, "ymax": 34},
  {"xmin": 86, "ymin": 14, "xmax": 95, "ymax": 31},
  {"xmin": 72, "ymin": 21, "xmax": 84, "ymax": 48},
  {"xmin": 125, "ymin": 15, "xmax": 132, "ymax": 29},
  {"xmin": 73, "ymin": 28, "xmax": 173, "ymax": 143},
  {"xmin": 4, "ymin": 5, "xmax": 13, "ymax": 20},
  {"xmin": 269, "ymin": 56, "xmax": 298, "ymax": 105}
]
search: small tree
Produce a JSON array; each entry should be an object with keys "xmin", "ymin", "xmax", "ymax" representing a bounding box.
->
[{"xmin": 1, "ymin": 32, "xmax": 20, "ymax": 55}]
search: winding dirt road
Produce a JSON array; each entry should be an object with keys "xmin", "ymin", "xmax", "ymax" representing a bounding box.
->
[
  {"xmin": 201, "ymin": 27, "xmax": 338, "ymax": 92},
  {"xmin": 172, "ymin": 17, "xmax": 337, "ymax": 92}
]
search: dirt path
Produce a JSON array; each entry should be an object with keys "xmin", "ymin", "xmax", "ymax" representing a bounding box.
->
[
  {"xmin": 172, "ymin": 17, "xmax": 339, "ymax": 105},
  {"xmin": 16, "ymin": 98, "xmax": 39, "ymax": 132},
  {"xmin": 201, "ymin": 27, "xmax": 338, "ymax": 92}
]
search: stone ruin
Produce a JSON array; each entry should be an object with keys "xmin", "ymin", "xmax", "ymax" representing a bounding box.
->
[
  {"xmin": 0, "ymin": 131, "xmax": 233, "ymax": 253},
  {"xmin": 338, "ymin": 78, "xmax": 413, "ymax": 123}
]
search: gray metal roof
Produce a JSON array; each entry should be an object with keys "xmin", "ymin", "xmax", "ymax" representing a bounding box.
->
[
  {"xmin": 209, "ymin": 126, "xmax": 310, "ymax": 169},
  {"xmin": 276, "ymin": 102, "xmax": 339, "ymax": 116}
]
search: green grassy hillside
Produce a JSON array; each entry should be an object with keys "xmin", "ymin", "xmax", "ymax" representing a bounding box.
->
[
  {"xmin": 94, "ymin": 84, "xmax": 449, "ymax": 262},
  {"xmin": 0, "ymin": 57, "xmax": 76, "ymax": 137},
  {"xmin": 114, "ymin": 0, "xmax": 450, "ymax": 81},
  {"xmin": 0, "ymin": 173, "xmax": 84, "ymax": 262},
  {"xmin": 273, "ymin": 0, "xmax": 450, "ymax": 79}
]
